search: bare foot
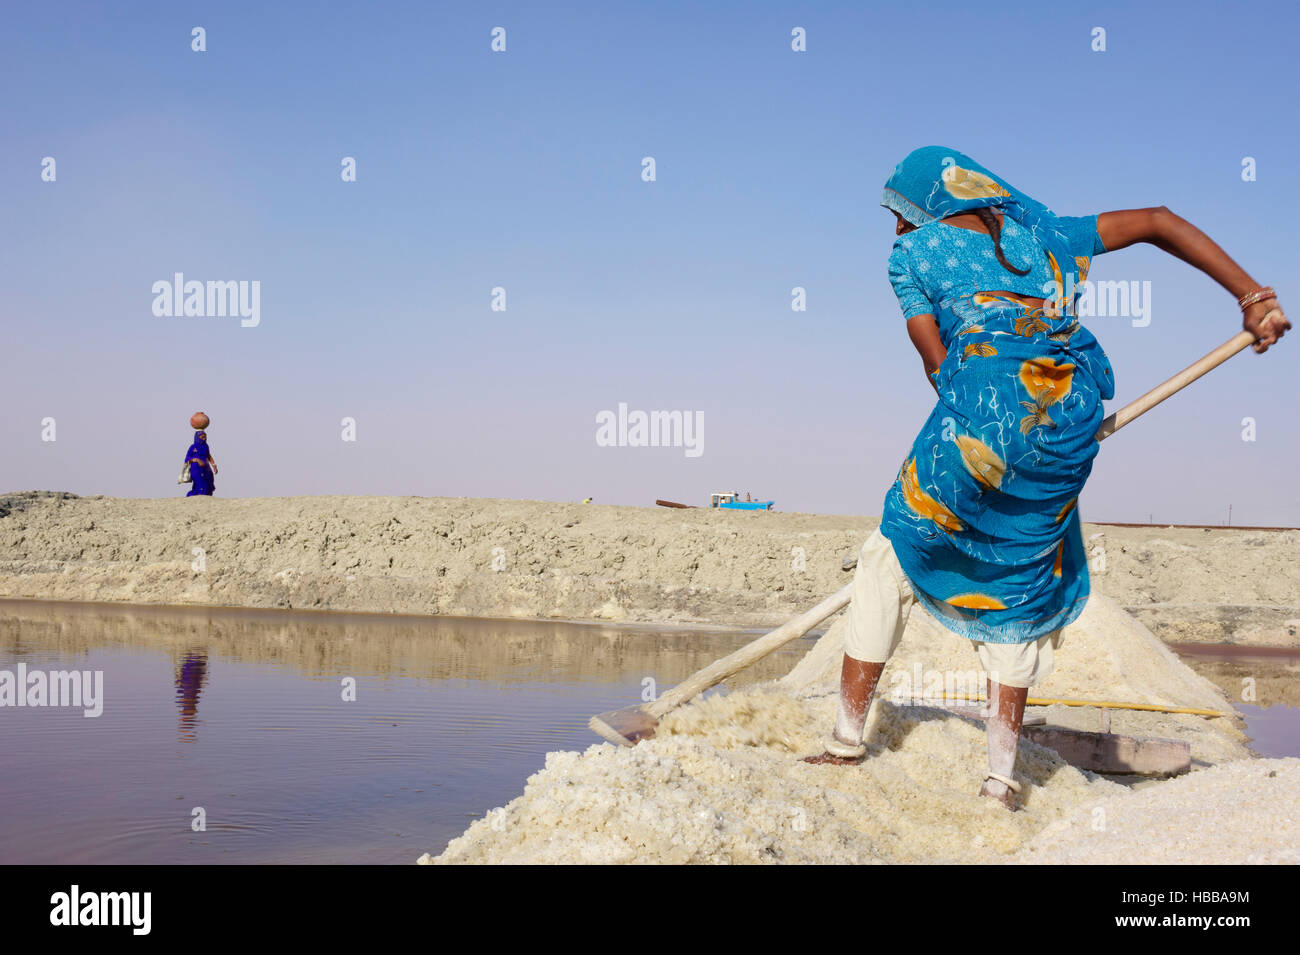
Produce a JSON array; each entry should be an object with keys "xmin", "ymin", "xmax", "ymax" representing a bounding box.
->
[
  {"xmin": 801, "ymin": 751, "xmax": 864, "ymax": 766},
  {"xmin": 979, "ymin": 779, "xmax": 1017, "ymax": 811}
]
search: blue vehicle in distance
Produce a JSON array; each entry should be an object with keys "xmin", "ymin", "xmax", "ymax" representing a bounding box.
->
[{"xmin": 710, "ymin": 491, "xmax": 774, "ymax": 511}]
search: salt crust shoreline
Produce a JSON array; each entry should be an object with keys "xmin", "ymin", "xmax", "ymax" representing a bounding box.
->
[
  {"xmin": 2, "ymin": 493, "xmax": 1297, "ymax": 645},
  {"xmin": 425, "ymin": 595, "xmax": 1298, "ymax": 864}
]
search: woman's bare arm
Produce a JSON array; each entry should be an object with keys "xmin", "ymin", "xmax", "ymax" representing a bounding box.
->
[
  {"xmin": 1096, "ymin": 207, "xmax": 1289, "ymax": 353},
  {"xmin": 906, "ymin": 313, "xmax": 947, "ymax": 388}
]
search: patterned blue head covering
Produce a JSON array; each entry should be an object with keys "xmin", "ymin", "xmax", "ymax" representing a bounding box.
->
[{"xmin": 881, "ymin": 146, "xmax": 1083, "ymax": 301}]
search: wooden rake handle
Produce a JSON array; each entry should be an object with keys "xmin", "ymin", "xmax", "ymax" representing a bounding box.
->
[
  {"xmin": 645, "ymin": 583, "xmax": 852, "ymax": 718},
  {"xmin": 1095, "ymin": 326, "xmax": 1261, "ymax": 441}
]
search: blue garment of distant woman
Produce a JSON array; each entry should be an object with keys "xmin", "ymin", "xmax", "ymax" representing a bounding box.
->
[{"xmin": 186, "ymin": 431, "xmax": 215, "ymax": 497}]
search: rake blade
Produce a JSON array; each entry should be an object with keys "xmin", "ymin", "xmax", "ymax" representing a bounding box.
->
[{"xmin": 588, "ymin": 705, "xmax": 659, "ymax": 747}]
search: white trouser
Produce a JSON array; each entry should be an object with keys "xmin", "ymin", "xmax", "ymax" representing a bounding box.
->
[{"xmin": 844, "ymin": 528, "xmax": 1062, "ymax": 689}]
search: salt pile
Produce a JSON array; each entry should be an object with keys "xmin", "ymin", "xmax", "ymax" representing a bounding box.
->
[
  {"xmin": 425, "ymin": 594, "xmax": 1300, "ymax": 864},
  {"xmin": 1015, "ymin": 758, "xmax": 1300, "ymax": 864}
]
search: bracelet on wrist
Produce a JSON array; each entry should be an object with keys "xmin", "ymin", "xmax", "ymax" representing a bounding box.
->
[{"xmin": 1238, "ymin": 287, "xmax": 1277, "ymax": 311}]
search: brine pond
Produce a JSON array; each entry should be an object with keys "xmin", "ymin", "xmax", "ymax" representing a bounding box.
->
[
  {"xmin": 1, "ymin": 599, "xmax": 1296, "ymax": 864},
  {"xmin": 0, "ymin": 599, "xmax": 815, "ymax": 864}
]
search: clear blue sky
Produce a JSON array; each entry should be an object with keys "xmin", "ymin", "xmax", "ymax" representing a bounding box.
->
[{"xmin": 3, "ymin": 0, "xmax": 1297, "ymax": 524}]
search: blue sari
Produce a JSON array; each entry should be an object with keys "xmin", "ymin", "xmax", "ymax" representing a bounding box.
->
[
  {"xmin": 878, "ymin": 147, "xmax": 1114, "ymax": 644},
  {"xmin": 185, "ymin": 431, "xmax": 215, "ymax": 497}
]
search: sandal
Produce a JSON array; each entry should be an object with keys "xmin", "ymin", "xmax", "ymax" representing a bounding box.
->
[
  {"xmin": 824, "ymin": 736, "xmax": 867, "ymax": 760},
  {"xmin": 982, "ymin": 771, "xmax": 1022, "ymax": 793}
]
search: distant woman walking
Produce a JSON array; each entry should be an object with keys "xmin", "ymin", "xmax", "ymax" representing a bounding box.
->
[{"xmin": 183, "ymin": 412, "xmax": 218, "ymax": 497}]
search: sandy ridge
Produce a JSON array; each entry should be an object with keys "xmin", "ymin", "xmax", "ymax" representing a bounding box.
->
[{"xmin": 1, "ymin": 492, "xmax": 1297, "ymax": 645}]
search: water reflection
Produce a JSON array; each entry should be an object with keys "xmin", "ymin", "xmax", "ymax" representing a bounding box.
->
[
  {"xmin": 1173, "ymin": 644, "xmax": 1300, "ymax": 710},
  {"xmin": 0, "ymin": 600, "xmax": 805, "ymax": 686},
  {"xmin": 1173, "ymin": 644, "xmax": 1300, "ymax": 759},
  {"xmin": 0, "ymin": 598, "xmax": 816, "ymax": 864},
  {"xmin": 175, "ymin": 650, "xmax": 209, "ymax": 743}
]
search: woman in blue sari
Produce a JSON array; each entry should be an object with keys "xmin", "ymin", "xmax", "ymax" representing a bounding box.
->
[
  {"xmin": 806, "ymin": 147, "xmax": 1288, "ymax": 808},
  {"xmin": 185, "ymin": 431, "xmax": 217, "ymax": 497}
]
